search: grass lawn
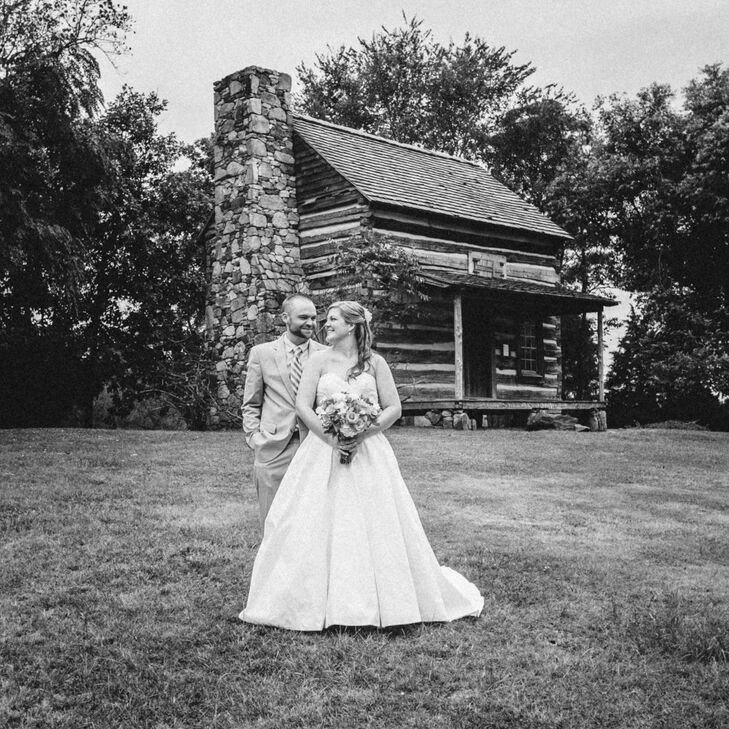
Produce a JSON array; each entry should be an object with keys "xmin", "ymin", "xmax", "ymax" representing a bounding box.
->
[{"xmin": 1, "ymin": 426, "xmax": 728, "ymax": 728}]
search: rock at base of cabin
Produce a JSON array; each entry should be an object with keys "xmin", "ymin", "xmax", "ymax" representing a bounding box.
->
[
  {"xmin": 425, "ymin": 409, "xmax": 442, "ymax": 425},
  {"xmin": 442, "ymin": 415, "xmax": 454, "ymax": 430},
  {"xmin": 413, "ymin": 415, "xmax": 432, "ymax": 427},
  {"xmin": 526, "ymin": 411, "xmax": 580, "ymax": 431},
  {"xmin": 481, "ymin": 414, "xmax": 489, "ymax": 429},
  {"xmin": 470, "ymin": 418, "xmax": 478, "ymax": 430},
  {"xmin": 453, "ymin": 411, "xmax": 471, "ymax": 430},
  {"xmin": 587, "ymin": 409, "xmax": 608, "ymax": 431}
]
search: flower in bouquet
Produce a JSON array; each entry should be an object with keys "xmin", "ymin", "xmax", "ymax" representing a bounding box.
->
[{"xmin": 316, "ymin": 392, "xmax": 382, "ymax": 464}]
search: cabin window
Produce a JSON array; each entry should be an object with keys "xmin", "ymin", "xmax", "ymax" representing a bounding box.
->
[
  {"xmin": 517, "ymin": 318, "xmax": 543, "ymax": 380},
  {"xmin": 468, "ymin": 251, "xmax": 506, "ymax": 278}
]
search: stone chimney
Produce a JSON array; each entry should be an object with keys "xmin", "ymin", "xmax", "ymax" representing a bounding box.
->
[{"xmin": 207, "ymin": 66, "xmax": 306, "ymax": 424}]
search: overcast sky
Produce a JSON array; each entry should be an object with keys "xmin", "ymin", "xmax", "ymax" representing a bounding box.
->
[{"xmin": 99, "ymin": 0, "xmax": 729, "ymax": 143}]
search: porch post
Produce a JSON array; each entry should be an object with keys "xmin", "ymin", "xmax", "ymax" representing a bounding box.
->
[
  {"xmin": 597, "ymin": 308, "xmax": 604, "ymax": 402},
  {"xmin": 454, "ymin": 294, "xmax": 464, "ymax": 399}
]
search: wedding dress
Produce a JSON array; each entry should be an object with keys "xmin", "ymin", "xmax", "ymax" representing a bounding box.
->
[{"xmin": 241, "ymin": 371, "xmax": 484, "ymax": 631}]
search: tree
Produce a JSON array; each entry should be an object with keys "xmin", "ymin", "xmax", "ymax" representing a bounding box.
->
[
  {"xmin": 606, "ymin": 291, "xmax": 729, "ymax": 428},
  {"xmin": 0, "ymin": 0, "xmax": 131, "ymax": 292},
  {"xmin": 560, "ymin": 314, "xmax": 599, "ymax": 401},
  {"xmin": 0, "ymin": 1, "xmax": 215, "ymax": 428},
  {"xmin": 0, "ymin": 0, "xmax": 132, "ymax": 426},
  {"xmin": 298, "ymin": 15, "xmax": 540, "ymax": 160},
  {"xmin": 78, "ymin": 89, "xmax": 213, "ymax": 426},
  {"xmin": 600, "ymin": 67, "xmax": 729, "ymax": 425},
  {"xmin": 590, "ymin": 69, "xmax": 729, "ymax": 302}
]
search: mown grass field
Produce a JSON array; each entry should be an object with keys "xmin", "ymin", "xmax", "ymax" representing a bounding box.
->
[{"xmin": 1, "ymin": 426, "xmax": 728, "ymax": 728}]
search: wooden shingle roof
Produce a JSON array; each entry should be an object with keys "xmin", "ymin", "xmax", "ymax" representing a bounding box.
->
[{"xmin": 293, "ymin": 115, "xmax": 571, "ymax": 241}]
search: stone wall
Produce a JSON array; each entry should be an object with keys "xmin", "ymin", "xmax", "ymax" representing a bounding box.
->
[{"xmin": 207, "ymin": 66, "xmax": 307, "ymax": 425}]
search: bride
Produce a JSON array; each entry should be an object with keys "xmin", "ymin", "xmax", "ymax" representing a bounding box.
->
[{"xmin": 241, "ymin": 300, "xmax": 484, "ymax": 631}]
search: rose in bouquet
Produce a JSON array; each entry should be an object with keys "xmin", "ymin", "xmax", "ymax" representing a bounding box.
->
[{"xmin": 316, "ymin": 392, "xmax": 382, "ymax": 464}]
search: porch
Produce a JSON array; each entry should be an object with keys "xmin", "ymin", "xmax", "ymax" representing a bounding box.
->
[{"xmin": 399, "ymin": 272, "xmax": 618, "ymax": 421}]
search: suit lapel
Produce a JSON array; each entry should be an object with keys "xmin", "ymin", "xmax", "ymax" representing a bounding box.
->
[{"xmin": 273, "ymin": 336, "xmax": 295, "ymax": 401}]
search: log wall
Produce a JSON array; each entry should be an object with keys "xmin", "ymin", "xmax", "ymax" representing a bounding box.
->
[
  {"xmin": 369, "ymin": 228, "xmax": 559, "ymax": 284},
  {"xmin": 374, "ymin": 305, "xmax": 456, "ymax": 403}
]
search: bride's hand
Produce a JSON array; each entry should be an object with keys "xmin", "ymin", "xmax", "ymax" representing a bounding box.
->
[
  {"xmin": 360, "ymin": 421, "xmax": 381, "ymax": 440},
  {"xmin": 337, "ymin": 435, "xmax": 359, "ymax": 460},
  {"xmin": 338, "ymin": 443, "xmax": 356, "ymax": 460}
]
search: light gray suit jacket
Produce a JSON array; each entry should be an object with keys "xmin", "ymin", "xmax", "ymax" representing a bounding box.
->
[{"xmin": 241, "ymin": 334, "xmax": 328, "ymax": 464}]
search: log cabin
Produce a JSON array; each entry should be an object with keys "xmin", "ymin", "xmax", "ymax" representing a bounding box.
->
[{"xmin": 206, "ymin": 65, "xmax": 617, "ymax": 427}]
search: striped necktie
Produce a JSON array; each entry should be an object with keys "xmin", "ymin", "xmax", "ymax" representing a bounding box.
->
[{"xmin": 290, "ymin": 345, "xmax": 304, "ymax": 395}]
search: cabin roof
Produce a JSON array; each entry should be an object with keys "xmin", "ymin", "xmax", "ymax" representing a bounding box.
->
[
  {"xmin": 293, "ymin": 115, "xmax": 571, "ymax": 241},
  {"xmin": 418, "ymin": 271, "xmax": 618, "ymax": 314}
]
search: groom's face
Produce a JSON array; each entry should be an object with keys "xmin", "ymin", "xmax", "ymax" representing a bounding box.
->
[{"xmin": 282, "ymin": 298, "xmax": 317, "ymax": 342}]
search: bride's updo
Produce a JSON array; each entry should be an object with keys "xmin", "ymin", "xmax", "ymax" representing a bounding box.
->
[{"xmin": 328, "ymin": 300, "xmax": 373, "ymax": 380}]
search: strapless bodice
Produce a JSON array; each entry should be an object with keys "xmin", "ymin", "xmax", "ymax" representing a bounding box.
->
[{"xmin": 316, "ymin": 371, "xmax": 379, "ymax": 404}]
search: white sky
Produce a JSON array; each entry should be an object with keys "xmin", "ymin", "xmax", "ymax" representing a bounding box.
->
[{"xmin": 99, "ymin": 0, "xmax": 729, "ymax": 143}]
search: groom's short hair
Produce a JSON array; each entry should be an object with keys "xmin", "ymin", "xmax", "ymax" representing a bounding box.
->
[{"xmin": 282, "ymin": 294, "xmax": 314, "ymax": 315}]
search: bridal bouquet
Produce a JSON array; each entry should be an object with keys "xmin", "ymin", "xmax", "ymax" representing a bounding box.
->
[{"xmin": 316, "ymin": 392, "xmax": 382, "ymax": 464}]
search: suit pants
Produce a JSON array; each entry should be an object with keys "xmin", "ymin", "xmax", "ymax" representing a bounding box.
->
[{"xmin": 254, "ymin": 432, "xmax": 300, "ymax": 528}]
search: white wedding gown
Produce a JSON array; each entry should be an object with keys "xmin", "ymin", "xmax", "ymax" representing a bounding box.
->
[{"xmin": 241, "ymin": 372, "xmax": 484, "ymax": 631}]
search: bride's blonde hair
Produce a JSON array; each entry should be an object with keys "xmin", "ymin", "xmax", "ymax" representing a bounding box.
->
[{"xmin": 327, "ymin": 300, "xmax": 373, "ymax": 380}]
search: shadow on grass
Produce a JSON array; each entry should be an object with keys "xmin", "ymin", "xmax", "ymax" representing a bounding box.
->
[
  {"xmin": 244, "ymin": 620, "xmax": 471, "ymax": 641},
  {"xmin": 621, "ymin": 591, "xmax": 729, "ymax": 664},
  {"xmin": 321, "ymin": 620, "xmax": 487, "ymax": 641},
  {"xmin": 463, "ymin": 545, "xmax": 587, "ymax": 607}
]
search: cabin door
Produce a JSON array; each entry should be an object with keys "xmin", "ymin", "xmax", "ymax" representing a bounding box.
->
[{"xmin": 462, "ymin": 297, "xmax": 494, "ymax": 398}]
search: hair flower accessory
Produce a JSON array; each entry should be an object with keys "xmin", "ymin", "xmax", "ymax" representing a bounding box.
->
[{"xmin": 362, "ymin": 307, "xmax": 373, "ymax": 324}]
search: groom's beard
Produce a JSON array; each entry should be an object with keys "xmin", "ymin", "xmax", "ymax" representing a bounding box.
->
[{"xmin": 289, "ymin": 323, "xmax": 315, "ymax": 340}]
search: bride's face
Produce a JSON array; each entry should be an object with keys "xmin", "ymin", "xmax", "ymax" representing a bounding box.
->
[{"xmin": 324, "ymin": 308, "xmax": 354, "ymax": 344}]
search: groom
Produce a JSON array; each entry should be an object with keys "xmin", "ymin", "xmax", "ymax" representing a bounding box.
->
[{"xmin": 241, "ymin": 294, "xmax": 327, "ymax": 527}]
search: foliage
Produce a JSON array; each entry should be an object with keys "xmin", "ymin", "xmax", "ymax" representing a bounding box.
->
[
  {"xmin": 0, "ymin": 0, "xmax": 214, "ymax": 428},
  {"xmin": 583, "ymin": 68, "xmax": 729, "ymax": 302},
  {"xmin": 487, "ymin": 90, "xmax": 587, "ymax": 204},
  {"xmin": 0, "ymin": 0, "xmax": 130, "ymax": 106},
  {"xmin": 0, "ymin": 0, "xmax": 130, "ymax": 311},
  {"xmin": 602, "ymin": 67, "xmax": 729, "ymax": 426},
  {"xmin": 316, "ymin": 234, "xmax": 427, "ymax": 334},
  {"xmin": 560, "ymin": 314, "xmax": 599, "ymax": 400},
  {"xmin": 297, "ymin": 14, "xmax": 538, "ymax": 160},
  {"xmin": 79, "ymin": 88, "xmax": 213, "ymax": 427},
  {"xmin": 0, "ymin": 0, "xmax": 131, "ymax": 425},
  {"xmin": 606, "ymin": 290, "xmax": 729, "ymax": 428}
]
